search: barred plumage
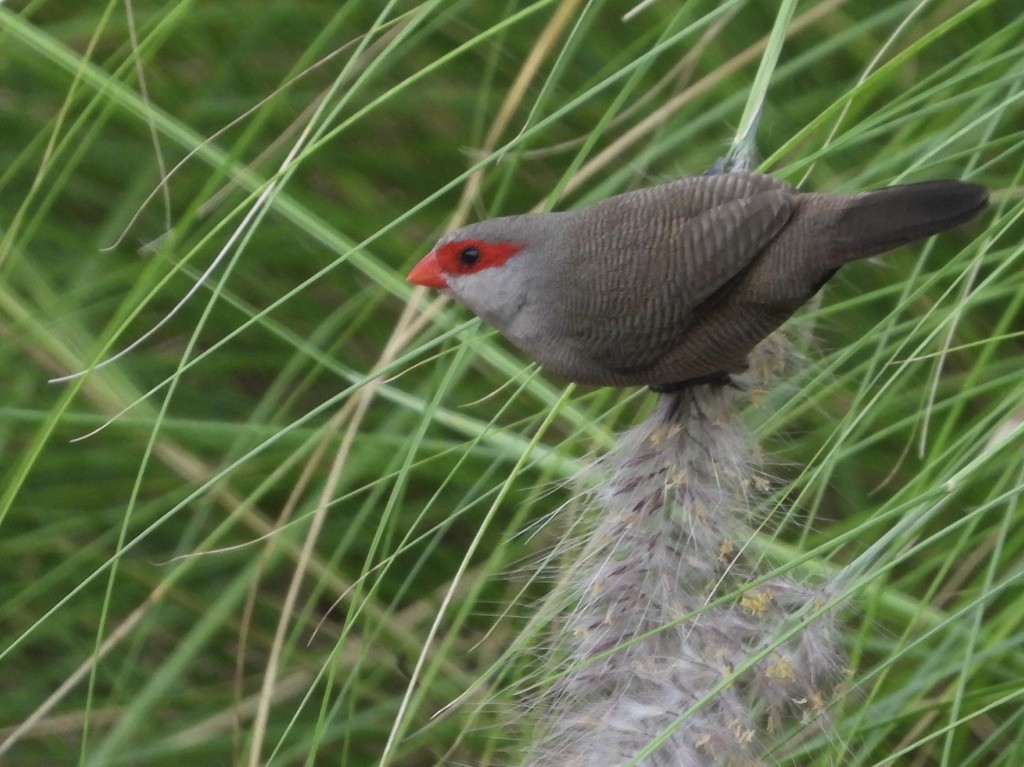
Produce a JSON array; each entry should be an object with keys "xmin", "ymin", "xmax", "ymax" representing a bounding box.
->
[{"xmin": 409, "ymin": 171, "xmax": 988, "ymax": 388}]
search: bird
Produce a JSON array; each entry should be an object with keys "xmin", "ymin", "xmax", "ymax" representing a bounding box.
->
[{"xmin": 407, "ymin": 171, "xmax": 988, "ymax": 390}]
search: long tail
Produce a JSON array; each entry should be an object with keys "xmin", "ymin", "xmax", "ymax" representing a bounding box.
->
[{"xmin": 831, "ymin": 179, "xmax": 988, "ymax": 261}]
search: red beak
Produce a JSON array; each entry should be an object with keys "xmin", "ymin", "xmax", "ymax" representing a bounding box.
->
[{"xmin": 407, "ymin": 250, "xmax": 447, "ymax": 289}]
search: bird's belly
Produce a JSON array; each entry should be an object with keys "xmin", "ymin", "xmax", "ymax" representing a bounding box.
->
[{"xmin": 500, "ymin": 312, "xmax": 608, "ymax": 384}]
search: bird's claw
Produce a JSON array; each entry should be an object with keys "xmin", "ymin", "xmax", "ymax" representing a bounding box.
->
[{"xmin": 649, "ymin": 371, "xmax": 737, "ymax": 393}]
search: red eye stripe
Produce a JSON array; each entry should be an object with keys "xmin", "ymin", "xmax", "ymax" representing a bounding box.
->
[{"xmin": 435, "ymin": 239, "xmax": 523, "ymax": 275}]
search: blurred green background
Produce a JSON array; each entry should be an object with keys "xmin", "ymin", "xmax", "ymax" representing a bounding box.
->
[{"xmin": 1, "ymin": 1, "xmax": 1023, "ymax": 765}]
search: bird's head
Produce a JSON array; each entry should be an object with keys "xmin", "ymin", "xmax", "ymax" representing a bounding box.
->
[{"xmin": 407, "ymin": 214, "xmax": 565, "ymax": 328}]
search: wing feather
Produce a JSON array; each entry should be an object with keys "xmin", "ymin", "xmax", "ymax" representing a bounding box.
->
[{"xmin": 558, "ymin": 173, "xmax": 797, "ymax": 373}]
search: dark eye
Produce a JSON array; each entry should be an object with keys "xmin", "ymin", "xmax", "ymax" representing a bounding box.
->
[{"xmin": 458, "ymin": 246, "xmax": 481, "ymax": 267}]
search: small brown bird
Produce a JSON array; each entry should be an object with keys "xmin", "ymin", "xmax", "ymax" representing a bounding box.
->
[{"xmin": 407, "ymin": 172, "xmax": 987, "ymax": 389}]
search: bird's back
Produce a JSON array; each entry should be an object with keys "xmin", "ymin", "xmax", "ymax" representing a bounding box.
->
[
  {"xmin": 555, "ymin": 173, "xmax": 799, "ymax": 378},
  {"xmin": 545, "ymin": 173, "xmax": 986, "ymax": 386}
]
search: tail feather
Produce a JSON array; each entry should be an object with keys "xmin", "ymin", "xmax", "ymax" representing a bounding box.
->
[{"xmin": 832, "ymin": 180, "xmax": 988, "ymax": 261}]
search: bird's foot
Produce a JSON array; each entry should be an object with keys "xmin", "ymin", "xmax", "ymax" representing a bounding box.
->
[{"xmin": 649, "ymin": 371, "xmax": 738, "ymax": 393}]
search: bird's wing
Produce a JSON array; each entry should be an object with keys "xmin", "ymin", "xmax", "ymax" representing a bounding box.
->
[{"xmin": 560, "ymin": 173, "xmax": 797, "ymax": 374}]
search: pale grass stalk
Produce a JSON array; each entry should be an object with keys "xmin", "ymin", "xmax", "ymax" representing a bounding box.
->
[{"xmin": 247, "ymin": 282, "xmax": 450, "ymax": 766}]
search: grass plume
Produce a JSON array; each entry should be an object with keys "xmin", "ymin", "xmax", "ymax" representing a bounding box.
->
[{"xmin": 517, "ymin": 339, "xmax": 844, "ymax": 766}]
